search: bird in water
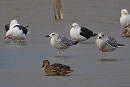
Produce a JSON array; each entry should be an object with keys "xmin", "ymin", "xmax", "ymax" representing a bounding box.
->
[
  {"xmin": 46, "ymin": 32, "xmax": 78, "ymax": 56},
  {"xmin": 70, "ymin": 23, "xmax": 97, "ymax": 42},
  {"xmin": 4, "ymin": 19, "xmax": 29, "ymax": 43},
  {"xmin": 120, "ymin": 9, "xmax": 130, "ymax": 28},
  {"xmin": 41, "ymin": 60, "xmax": 73, "ymax": 76},
  {"xmin": 96, "ymin": 32, "xmax": 125, "ymax": 60}
]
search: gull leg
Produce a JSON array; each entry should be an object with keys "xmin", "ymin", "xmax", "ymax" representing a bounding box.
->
[
  {"xmin": 58, "ymin": 50, "xmax": 60, "ymax": 56},
  {"xmin": 12, "ymin": 38, "xmax": 15, "ymax": 43},
  {"xmin": 19, "ymin": 40, "xmax": 21, "ymax": 44},
  {"xmin": 101, "ymin": 52, "xmax": 104, "ymax": 60},
  {"xmin": 109, "ymin": 52, "xmax": 111, "ymax": 60},
  {"xmin": 62, "ymin": 50, "xmax": 64, "ymax": 56}
]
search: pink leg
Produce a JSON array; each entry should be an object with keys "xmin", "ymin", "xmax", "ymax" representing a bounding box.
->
[
  {"xmin": 101, "ymin": 52, "xmax": 104, "ymax": 60},
  {"xmin": 62, "ymin": 50, "xmax": 64, "ymax": 56},
  {"xmin": 58, "ymin": 50, "xmax": 60, "ymax": 56},
  {"xmin": 109, "ymin": 52, "xmax": 111, "ymax": 60}
]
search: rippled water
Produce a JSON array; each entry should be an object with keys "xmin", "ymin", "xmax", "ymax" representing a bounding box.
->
[{"xmin": 0, "ymin": 0, "xmax": 130, "ymax": 87}]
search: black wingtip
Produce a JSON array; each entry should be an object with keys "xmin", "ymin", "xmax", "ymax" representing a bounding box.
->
[
  {"xmin": 92, "ymin": 33, "xmax": 97, "ymax": 37},
  {"xmin": 74, "ymin": 41, "xmax": 79, "ymax": 45},
  {"xmin": 25, "ymin": 26, "xmax": 30, "ymax": 28},
  {"xmin": 118, "ymin": 44, "xmax": 125, "ymax": 46},
  {"xmin": 5, "ymin": 24, "xmax": 10, "ymax": 31}
]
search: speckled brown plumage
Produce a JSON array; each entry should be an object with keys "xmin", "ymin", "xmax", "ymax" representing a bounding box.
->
[{"xmin": 41, "ymin": 60, "xmax": 73, "ymax": 76}]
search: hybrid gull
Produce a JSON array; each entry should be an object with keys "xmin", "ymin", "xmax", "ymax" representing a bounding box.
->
[
  {"xmin": 46, "ymin": 32, "xmax": 78, "ymax": 56},
  {"xmin": 70, "ymin": 23, "xmax": 97, "ymax": 42},
  {"xmin": 96, "ymin": 32, "xmax": 125, "ymax": 60}
]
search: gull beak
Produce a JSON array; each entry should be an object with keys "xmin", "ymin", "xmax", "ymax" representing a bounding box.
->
[
  {"xmin": 4, "ymin": 36, "xmax": 7, "ymax": 39},
  {"xmin": 70, "ymin": 26, "xmax": 73, "ymax": 29},
  {"xmin": 125, "ymin": 12, "xmax": 129, "ymax": 15},
  {"xmin": 45, "ymin": 35, "xmax": 50, "ymax": 37}
]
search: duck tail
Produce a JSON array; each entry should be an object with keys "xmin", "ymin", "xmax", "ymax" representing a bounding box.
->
[{"xmin": 67, "ymin": 69, "xmax": 74, "ymax": 73}]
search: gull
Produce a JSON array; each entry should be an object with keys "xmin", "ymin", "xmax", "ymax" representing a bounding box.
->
[
  {"xmin": 70, "ymin": 23, "xmax": 97, "ymax": 42},
  {"xmin": 120, "ymin": 9, "xmax": 130, "ymax": 27},
  {"xmin": 96, "ymin": 32, "xmax": 125, "ymax": 60},
  {"xmin": 4, "ymin": 19, "xmax": 29, "ymax": 43},
  {"xmin": 46, "ymin": 33, "xmax": 78, "ymax": 56}
]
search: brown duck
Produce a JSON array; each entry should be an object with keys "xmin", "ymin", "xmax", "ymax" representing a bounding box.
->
[{"xmin": 41, "ymin": 60, "xmax": 73, "ymax": 76}]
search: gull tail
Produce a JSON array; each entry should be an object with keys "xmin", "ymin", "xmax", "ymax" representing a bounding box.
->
[
  {"xmin": 25, "ymin": 26, "xmax": 30, "ymax": 28},
  {"xmin": 92, "ymin": 33, "xmax": 97, "ymax": 37},
  {"xmin": 73, "ymin": 41, "xmax": 79, "ymax": 45},
  {"xmin": 118, "ymin": 43, "xmax": 125, "ymax": 47}
]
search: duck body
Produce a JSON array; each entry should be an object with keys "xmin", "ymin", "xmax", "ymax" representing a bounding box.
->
[{"xmin": 41, "ymin": 60, "xmax": 73, "ymax": 76}]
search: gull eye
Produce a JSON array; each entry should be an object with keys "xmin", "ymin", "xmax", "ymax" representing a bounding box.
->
[
  {"xmin": 99, "ymin": 36, "xmax": 102, "ymax": 39},
  {"xmin": 52, "ymin": 34, "xmax": 55, "ymax": 36}
]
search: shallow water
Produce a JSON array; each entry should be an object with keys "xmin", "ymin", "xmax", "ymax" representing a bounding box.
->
[{"xmin": 0, "ymin": 0, "xmax": 130, "ymax": 87}]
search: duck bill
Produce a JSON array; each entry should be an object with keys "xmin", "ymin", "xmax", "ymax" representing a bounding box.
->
[
  {"xmin": 41, "ymin": 65, "xmax": 45, "ymax": 68},
  {"xmin": 125, "ymin": 12, "xmax": 129, "ymax": 15}
]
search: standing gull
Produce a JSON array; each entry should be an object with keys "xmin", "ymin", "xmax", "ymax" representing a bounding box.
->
[
  {"xmin": 70, "ymin": 23, "xmax": 97, "ymax": 42},
  {"xmin": 96, "ymin": 32, "xmax": 125, "ymax": 60},
  {"xmin": 46, "ymin": 33, "xmax": 78, "ymax": 56},
  {"xmin": 120, "ymin": 9, "xmax": 130, "ymax": 27},
  {"xmin": 4, "ymin": 19, "xmax": 29, "ymax": 43}
]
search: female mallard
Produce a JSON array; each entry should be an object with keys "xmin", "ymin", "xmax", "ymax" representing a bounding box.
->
[{"xmin": 41, "ymin": 60, "xmax": 73, "ymax": 76}]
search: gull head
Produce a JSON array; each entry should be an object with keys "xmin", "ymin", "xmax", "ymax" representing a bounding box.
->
[
  {"xmin": 10, "ymin": 19, "xmax": 18, "ymax": 25},
  {"xmin": 10, "ymin": 19, "xmax": 18, "ymax": 28},
  {"xmin": 97, "ymin": 32, "xmax": 105, "ymax": 39},
  {"xmin": 121, "ymin": 9, "xmax": 129, "ymax": 15},
  {"xmin": 71, "ymin": 23, "xmax": 80, "ymax": 28},
  {"xmin": 45, "ymin": 32, "xmax": 58, "ymax": 38}
]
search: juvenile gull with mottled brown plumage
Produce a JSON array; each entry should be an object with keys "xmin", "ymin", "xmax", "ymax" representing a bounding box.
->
[{"xmin": 46, "ymin": 32, "xmax": 78, "ymax": 56}]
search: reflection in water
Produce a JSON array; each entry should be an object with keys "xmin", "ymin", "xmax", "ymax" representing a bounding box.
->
[
  {"xmin": 98, "ymin": 59, "xmax": 118, "ymax": 62},
  {"xmin": 51, "ymin": 56, "xmax": 71, "ymax": 58},
  {"xmin": 6, "ymin": 41, "xmax": 27, "ymax": 45}
]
